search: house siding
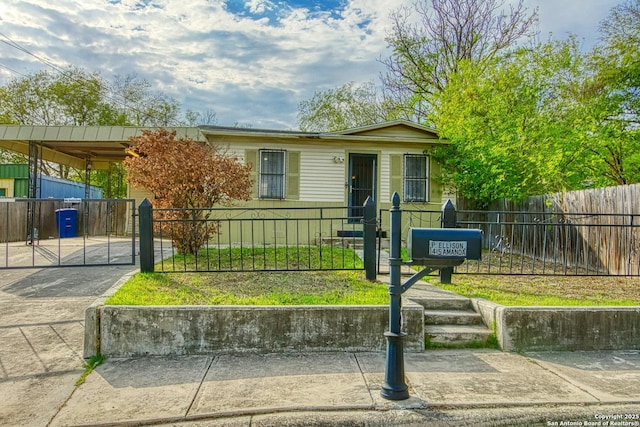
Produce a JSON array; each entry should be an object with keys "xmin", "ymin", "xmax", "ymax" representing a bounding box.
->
[
  {"xmin": 225, "ymin": 143, "xmax": 346, "ymax": 203},
  {"xmin": 344, "ymin": 124, "xmax": 439, "ymax": 140},
  {"xmin": 125, "ymin": 121, "xmax": 449, "ymax": 236},
  {"xmin": 229, "ymin": 143, "xmax": 438, "ymax": 205},
  {"xmin": 300, "ymin": 148, "xmax": 345, "ymax": 202}
]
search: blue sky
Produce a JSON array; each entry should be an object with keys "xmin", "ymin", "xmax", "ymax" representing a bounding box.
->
[{"xmin": 0, "ymin": 0, "xmax": 623, "ymax": 129}]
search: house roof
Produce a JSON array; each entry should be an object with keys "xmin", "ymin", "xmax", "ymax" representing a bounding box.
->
[
  {"xmin": 0, "ymin": 121, "xmax": 445, "ymax": 170},
  {"xmin": 199, "ymin": 120, "xmax": 445, "ymax": 145},
  {"xmin": 333, "ymin": 120, "xmax": 439, "ymax": 137},
  {"xmin": 0, "ymin": 125, "xmax": 204, "ymax": 170}
]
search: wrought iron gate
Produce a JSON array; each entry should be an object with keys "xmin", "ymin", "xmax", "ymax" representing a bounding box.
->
[{"xmin": 0, "ymin": 198, "xmax": 136, "ymax": 269}]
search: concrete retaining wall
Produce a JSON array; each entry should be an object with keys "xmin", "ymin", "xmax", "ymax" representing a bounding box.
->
[
  {"xmin": 85, "ymin": 303, "xmax": 424, "ymax": 358},
  {"xmin": 472, "ymin": 299, "xmax": 640, "ymax": 352}
]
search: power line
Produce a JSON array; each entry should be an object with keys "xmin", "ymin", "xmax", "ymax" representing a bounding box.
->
[
  {"xmin": 0, "ymin": 62, "xmax": 28, "ymax": 78},
  {"xmin": 0, "ymin": 31, "xmax": 184, "ymax": 126},
  {"xmin": 0, "ymin": 31, "xmax": 68, "ymax": 75}
]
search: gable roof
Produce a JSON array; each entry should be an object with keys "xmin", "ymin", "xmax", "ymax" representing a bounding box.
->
[{"xmin": 333, "ymin": 120, "xmax": 440, "ymax": 139}]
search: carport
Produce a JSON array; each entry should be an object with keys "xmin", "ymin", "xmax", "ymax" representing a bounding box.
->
[
  {"xmin": 0, "ymin": 125, "xmax": 204, "ymax": 199},
  {"xmin": 0, "ymin": 126, "xmax": 204, "ymax": 261}
]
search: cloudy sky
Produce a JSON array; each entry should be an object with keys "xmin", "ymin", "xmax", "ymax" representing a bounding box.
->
[{"xmin": 0, "ymin": 0, "xmax": 623, "ymax": 129}]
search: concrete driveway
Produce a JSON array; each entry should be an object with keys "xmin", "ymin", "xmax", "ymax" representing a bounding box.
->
[{"xmin": 0, "ymin": 262, "xmax": 137, "ymax": 426}]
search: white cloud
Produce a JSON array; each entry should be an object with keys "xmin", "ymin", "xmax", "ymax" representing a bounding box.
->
[
  {"xmin": 245, "ymin": 0, "xmax": 275, "ymax": 14},
  {"xmin": 0, "ymin": 0, "xmax": 622, "ymax": 129}
]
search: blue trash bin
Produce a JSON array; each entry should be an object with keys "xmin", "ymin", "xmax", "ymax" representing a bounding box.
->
[{"xmin": 55, "ymin": 208, "xmax": 78, "ymax": 238}]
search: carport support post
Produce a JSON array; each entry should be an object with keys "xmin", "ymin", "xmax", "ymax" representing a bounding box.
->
[
  {"xmin": 381, "ymin": 192, "xmax": 409, "ymax": 400},
  {"xmin": 363, "ymin": 196, "xmax": 376, "ymax": 281},
  {"xmin": 139, "ymin": 199, "xmax": 154, "ymax": 273},
  {"xmin": 439, "ymin": 199, "xmax": 456, "ymax": 284}
]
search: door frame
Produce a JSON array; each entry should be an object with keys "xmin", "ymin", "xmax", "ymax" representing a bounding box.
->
[{"xmin": 347, "ymin": 152, "xmax": 378, "ymax": 221}]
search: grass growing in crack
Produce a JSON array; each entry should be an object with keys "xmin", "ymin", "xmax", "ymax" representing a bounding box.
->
[
  {"xmin": 425, "ymin": 334, "xmax": 500, "ymax": 350},
  {"xmin": 76, "ymin": 354, "xmax": 104, "ymax": 386}
]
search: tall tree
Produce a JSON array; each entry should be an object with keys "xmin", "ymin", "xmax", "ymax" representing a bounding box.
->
[
  {"xmin": 297, "ymin": 81, "xmax": 397, "ymax": 132},
  {"xmin": 109, "ymin": 73, "xmax": 182, "ymax": 126},
  {"xmin": 184, "ymin": 108, "xmax": 218, "ymax": 126},
  {"xmin": 124, "ymin": 129, "xmax": 253, "ymax": 254},
  {"xmin": 0, "ymin": 68, "xmax": 184, "ymax": 193},
  {"xmin": 432, "ymin": 39, "xmax": 588, "ymax": 206},
  {"xmin": 577, "ymin": 0, "xmax": 640, "ymax": 185},
  {"xmin": 381, "ymin": 0, "xmax": 538, "ymax": 122},
  {"xmin": 0, "ymin": 67, "xmax": 113, "ymax": 126}
]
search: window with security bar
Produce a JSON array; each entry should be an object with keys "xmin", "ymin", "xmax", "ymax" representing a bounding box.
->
[
  {"xmin": 259, "ymin": 150, "xmax": 286, "ymax": 199},
  {"xmin": 403, "ymin": 154, "xmax": 429, "ymax": 202}
]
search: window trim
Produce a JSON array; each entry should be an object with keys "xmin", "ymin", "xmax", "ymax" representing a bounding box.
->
[
  {"xmin": 403, "ymin": 154, "xmax": 429, "ymax": 202},
  {"xmin": 258, "ymin": 149, "xmax": 286, "ymax": 199}
]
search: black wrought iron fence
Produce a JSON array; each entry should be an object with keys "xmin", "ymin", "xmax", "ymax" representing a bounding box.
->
[
  {"xmin": 375, "ymin": 203, "xmax": 640, "ymax": 277},
  {"xmin": 146, "ymin": 204, "xmax": 375, "ymax": 273},
  {"xmin": 457, "ymin": 210, "xmax": 640, "ymax": 276},
  {"xmin": 376, "ymin": 208, "xmax": 441, "ymax": 274}
]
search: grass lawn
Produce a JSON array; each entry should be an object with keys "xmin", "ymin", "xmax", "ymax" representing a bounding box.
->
[
  {"xmin": 435, "ymin": 274, "xmax": 640, "ymax": 306},
  {"xmin": 106, "ymin": 269, "xmax": 640, "ymax": 307},
  {"xmin": 107, "ymin": 247, "xmax": 640, "ymax": 307},
  {"xmin": 159, "ymin": 245, "xmax": 363, "ymax": 271},
  {"xmin": 106, "ymin": 270, "xmax": 389, "ymax": 305}
]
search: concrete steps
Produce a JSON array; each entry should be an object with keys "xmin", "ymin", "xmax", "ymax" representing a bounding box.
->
[
  {"xmin": 319, "ymin": 236, "xmax": 363, "ymax": 249},
  {"xmin": 415, "ymin": 297, "xmax": 494, "ymax": 348},
  {"xmin": 424, "ymin": 309, "xmax": 484, "ymax": 325}
]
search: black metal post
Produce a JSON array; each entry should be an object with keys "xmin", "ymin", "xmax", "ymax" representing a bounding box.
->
[
  {"xmin": 439, "ymin": 199, "xmax": 457, "ymax": 284},
  {"xmin": 139, "ymin": 199, "xmax": 154, "ymax": 273},
  {"xmin": 363, "ymin": 196, "xmax": 377, "ymax": 281},
  {"xmin": 381, "ymin": 192, "xmax": 409, "ymax": 400},
  {"xmin": 85, "ymin": 157, "xmax": 91, "ymax": 199}
]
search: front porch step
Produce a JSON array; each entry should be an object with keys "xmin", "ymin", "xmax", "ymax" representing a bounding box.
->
[
  {"xmin": 426, "ymin": 325, "xmax": 494, "ymax": 346},
  {"xmin": 415, "ymin": 294, "xmax": 496, "ymax": 348},
  {"xmin": 424, "ymin": 309, "xmax": 483, "ymax": 325},
  {"xmin": 411, "ymin": 296, "xmax": 472, "ymax": 311}
]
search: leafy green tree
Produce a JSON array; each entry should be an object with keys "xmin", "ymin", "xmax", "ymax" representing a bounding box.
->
[
  {"xmin": 575, "ymin": 0, "xmax": 640, "ymax": 186},
  {"xmin": 0, "ymin": 67, "xmax": 113, "ymax": 126},
  {"xmin": 297, "ymin": 81, "xmax": 397, "ymax": 131},
  {"xmin": 381, "ymin": 0, "xmax": 538, "ymax": 122},
  {"xmin": 432, "ymin": 40, "xmax": 588, "ymax": 206}
]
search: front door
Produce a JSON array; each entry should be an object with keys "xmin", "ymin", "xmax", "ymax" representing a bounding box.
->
[{"xmin": 348, "ymin": 153, "xmax": 376, "ymax": 221}]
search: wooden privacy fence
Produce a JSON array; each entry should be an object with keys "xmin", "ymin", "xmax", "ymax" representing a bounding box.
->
[
  {"xmin": 0, "ymin": 198, "xmax": 132, "ymax": 243},
  {"xmin": 457, "ymin": 184, "xmax": 640, "ymax": 276},
  {"xmin": 457, "ymin": 210, "xmax": 639, "ymax": 275}
]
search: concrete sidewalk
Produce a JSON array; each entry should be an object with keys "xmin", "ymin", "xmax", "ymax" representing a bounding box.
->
[
  {"xmin": 2, "ymin": 253, "xmax": 639, "ymax": 426},
  {"xmin": 49, "ymin": 349, "xmax": 640, "ymax": 426}
]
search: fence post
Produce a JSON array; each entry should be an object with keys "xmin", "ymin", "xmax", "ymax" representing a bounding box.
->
[
  {"xmin": 363, "ymin": 196, "xmax": 377, "ymax": 281},
  {"xmin": 139, "ymin": 199, "xmax": 154, "ymax": 273},
  {"xmin": 439, "ymin": 199, "xmax": 456, "ymax": 284}
]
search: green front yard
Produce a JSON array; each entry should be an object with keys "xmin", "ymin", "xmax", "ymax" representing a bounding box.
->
[
  {"xmin": 106, "ymin": 270, "xmax": 389, "ymax": 305},
  {"xmin": 106, "ymin": 247, "xmax": 640, "ymax": 307}
]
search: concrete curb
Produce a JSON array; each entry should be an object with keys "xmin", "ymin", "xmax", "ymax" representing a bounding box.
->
[
  {"xmin": 84, "ymin": 270, "xmax": 137, "ymax": 358},
  {"xmin": 472, "ymin": 298, "xmax": 640, "ymax": 352}
]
